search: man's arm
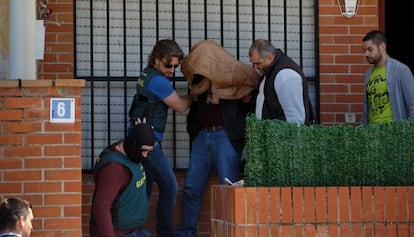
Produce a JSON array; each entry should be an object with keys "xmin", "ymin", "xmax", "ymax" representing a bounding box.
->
[
  {"xmin": 274, "ymin": 69, "xmax": 305, "ymax": 124},
  {"xmin": 163, "ymin": 92, "xmax": 195, "ymax": 113},
  {"xmin": 398, "ymin": 64, "xmax": 414, "ymax": 118},
  {"xmin": 92, "ymin": 163, "xmax": 130, "ymax": 237},
  {"xmin": 148, "ymin": 76, "xmax": 195, "ymax": 113}
]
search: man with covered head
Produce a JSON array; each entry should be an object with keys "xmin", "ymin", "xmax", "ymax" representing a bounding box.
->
[{"xmin": 90, "ymin": 122, "xmax": 155, "ymax": 237}]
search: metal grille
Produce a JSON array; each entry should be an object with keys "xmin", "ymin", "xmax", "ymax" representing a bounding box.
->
[{"xmin": 74, "ymin": 0, "xmax": 318, "ymax": 171}]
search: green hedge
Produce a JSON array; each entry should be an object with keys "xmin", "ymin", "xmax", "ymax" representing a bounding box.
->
[{"xmin": 244, "ymin": 116, "xmax": 414, "ymax": 187}]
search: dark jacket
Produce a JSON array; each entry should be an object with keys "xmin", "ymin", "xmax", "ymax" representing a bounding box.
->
[
  {"xmin": 91, "ymin": 149, "xmax": 148, "ymax": 230},
  {"xmin": 186, "ymin": 92, "xmax": 254, "ymax": 154},
  {"xmin": 262, "ymin": 49, "xmax": 314, "ymax": 125}
]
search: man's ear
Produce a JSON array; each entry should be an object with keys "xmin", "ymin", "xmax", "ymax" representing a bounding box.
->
[
  {"xmin": 16, "ymin": 215, "xmax": 25, "ymax": 229},
  {"xmin": 380, "ymin": 42, "xmax": 386, "ymax": 52}
]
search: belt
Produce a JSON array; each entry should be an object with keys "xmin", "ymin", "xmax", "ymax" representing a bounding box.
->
[{"xmin": 202, "ymin": 125, "xmax": 223, "ymax": 132}]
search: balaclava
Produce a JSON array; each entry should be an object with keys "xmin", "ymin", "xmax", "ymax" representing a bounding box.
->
[{"xmin": 123, "ymin": 123, "xmax": 155, "ymax": 163}]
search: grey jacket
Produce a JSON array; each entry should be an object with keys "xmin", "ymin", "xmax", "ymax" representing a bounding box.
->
[{"xmin": 360, "ymin": 56, "xmax": 414, "ymax": 124}]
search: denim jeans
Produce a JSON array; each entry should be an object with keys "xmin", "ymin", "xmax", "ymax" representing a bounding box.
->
[
  {"xmin": 175, "ymin": 129, "xmax": 241, "ymax": 237},
  {"xmin": 118, "ymin": 229, "xmax": 151, "ymax": 237},
  {"xmin": 142, "ymin": 142, "xmax": 178, "ymax": 237}
]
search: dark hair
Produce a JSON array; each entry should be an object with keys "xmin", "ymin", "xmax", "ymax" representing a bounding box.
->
[
  {"xmin": 362, "ymin": 30, "xmax": 387, "ymax": 46},
  {"xmin": 148, "ymin": 39, "xmax": 184, "ymax": 67},
  {"xmin": 0, "ymin": 197, "xmax": 32, "ymax": 231},
  {"xmin": 249, "ymin": 39, "xmax": 277, "ymax": 58}
]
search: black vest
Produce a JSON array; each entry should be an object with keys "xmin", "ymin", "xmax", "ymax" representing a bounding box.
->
[
  {"xmin": 262, "ymin": 49, "xmax": 314, "ymax": 124},
  {"xmin": 128, "ymin": 67, "xmax": 169, "ymax": 132}
]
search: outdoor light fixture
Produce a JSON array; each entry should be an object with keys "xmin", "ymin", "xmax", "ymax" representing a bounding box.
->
[{"xmin": 336, "ymin": 0, "xmax": 359, "ymax": 18}]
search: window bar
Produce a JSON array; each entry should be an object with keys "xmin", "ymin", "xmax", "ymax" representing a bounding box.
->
[
  {"xmin": 89, "ymin": 0, "xmax": 96, "ymax": 170},
  {"xmin": 106, "ymin": 0, "xmax": 112, "ymax": 141},
  {"xmin": 123, "ymin": 0, "xmax": 128, "ymax": 138}
]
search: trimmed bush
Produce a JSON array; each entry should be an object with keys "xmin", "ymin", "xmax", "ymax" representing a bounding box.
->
[{"xmin": 244, "ymin": 116, "xmax": 414, "ymax": 186}]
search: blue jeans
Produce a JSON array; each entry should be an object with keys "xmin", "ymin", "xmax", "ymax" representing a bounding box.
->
[
  {"xmin": 142, "ymin": 142, "xmax": 178, "ymax": 237},
  {"xmin": 118, "ymin": 229, "xmax": 151, "ymax": 237},
  {"xmin": 175, "ymin": 129, "xmax": 241, "ymax": 237}
]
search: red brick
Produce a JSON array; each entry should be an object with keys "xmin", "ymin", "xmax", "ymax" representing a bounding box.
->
[
  {"xmin": 25, "ymin": 158, "xmax": 62, "ymax": 169},
  {"xmin": 315, "ymin": 187, "xmax": 327, "ymax": 223},
  {"xmin": 246, "ymin": 187, "xmax": 257, "ymax": 224},
  {"xmin": 26, "ymin": 134, "xmax": 63, "ymax": 144},
  {"xmin": 4, "ymin": 146, "xmax": 42, "ymax": 157},
  {"xmin": 303, "ymin": 187, "xmax": 315, "ymax": 223},
  {"xmin": 24, "ymin": 182, "xmax": 61, "ymax": 193},
  {"xmin": 3, "ymin": 121, "xmax": 42, "ymax": 133},
  {"xmin": 350, "ymin": 187, "xmax": 362, "ymax": 222},
  {"xmin": 45, "ymin": 170, "xmax": 81, "ymax": 181},
  {"xmin": 269, "ymin": 187, "xmax": 281, "ymax": 223},
  {"xmin": 257, "ymin": 187, "xmax": 268, "ymax": 223},
  {"xmin": 339, "ymin": 187, "xmax": 350, "ymax": 222},
  {"xmin": 35, "ymin": 206, "xmax": 62, "ymax": 217},
  {"xmin": 397, "ymin": 187, "xmax": 408, "ymax": 222},
  {"xmin": 0, "ymin": 158, "xmax": 23, "ymax": 170},
  {"xmin": 44, "ymin": 218, "xmax": 81, "ymax": 230},
  {"xmin": 327, "ymin": 187, "xmax": 338, "ymax": 222},
  {"xmin": 0, "ymin": 110, "xmax": 23, "ymax": 120},
  {"xmin": 292, "ymin": 187, "xmax": 303, "ymax": 223},
  {"xmin": 362, "ymin": 186, "xmax": 374, "ymax": 222},
  {"xmin": 45, "ymin": 194, "xmax": 82, "ymax": 205},
  {"xmin": 373, "ymin": 187, "xmax": 385, "ymax": 223},
  {"xmin": 385, "ymin": 187, "xmax": 397, "ymax": 222},
  {"xmin": 280, "ymin": 187, "xmax": 292, "ymax": 223},
  {"xmin": 4, "ymin": 170, "xmax": 42, "ymax": 181},
  {"xmin": 0, "ymin": 182, "xmax": 23, "ymax": 193},
  {"xmin": 409, "ymin": 187, "xmax": 414, "ymax": 222},
  {"xmin": 3, "ymin": 97, "xmax": 42, "ymax": 108},
  {"xmin": 44, "ymin": 145, "xmax": 81, "ymax": 157}
]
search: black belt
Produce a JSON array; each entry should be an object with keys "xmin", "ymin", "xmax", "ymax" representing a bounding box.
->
[{"xmin": 202, "ymin": 125, "xmax": 223, "ymax": 132}]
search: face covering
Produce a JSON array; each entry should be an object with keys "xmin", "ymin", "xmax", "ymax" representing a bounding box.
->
[{"xmin": 123, "ymin": 123, "xmax": 155, "ymax": 163}]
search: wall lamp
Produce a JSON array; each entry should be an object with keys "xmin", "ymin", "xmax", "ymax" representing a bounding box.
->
[{"xmin": 336, "ymin": 0, "xmax": 359, "ymax": 18}]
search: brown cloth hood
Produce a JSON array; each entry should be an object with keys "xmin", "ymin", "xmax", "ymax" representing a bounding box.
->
[{"xmin": 181, "ymin": 40, "xmax": 260, "ymax": 101}]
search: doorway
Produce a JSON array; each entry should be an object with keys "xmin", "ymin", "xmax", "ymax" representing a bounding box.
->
[{"xmin": 385, "ymin": 1, "xmax": 413, "ymax": 73}]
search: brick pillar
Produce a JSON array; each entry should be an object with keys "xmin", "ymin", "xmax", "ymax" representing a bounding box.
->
[{"xmin": 0, "ymin": 79, "xmax": 85, "ymax": 237}]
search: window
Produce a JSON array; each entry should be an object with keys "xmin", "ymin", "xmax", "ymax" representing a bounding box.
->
[{"xmin": 75, "ymin": 0, "xmax": 317, "ymax": 170}]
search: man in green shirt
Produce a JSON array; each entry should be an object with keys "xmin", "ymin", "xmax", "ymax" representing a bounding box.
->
[{"xmin": 361, "ymin": 30, "xmax": 414, "ymax": 124}]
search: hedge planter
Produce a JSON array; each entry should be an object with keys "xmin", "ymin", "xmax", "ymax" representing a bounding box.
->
[{"xmin": 211, "ymin": 185, "xmax": 414, "ymax": 237}]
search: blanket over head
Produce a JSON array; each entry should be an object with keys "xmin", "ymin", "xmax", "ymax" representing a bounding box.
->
[{"xmin": 181, "ymin": 40, "xmax": 260, "ymax": 101}]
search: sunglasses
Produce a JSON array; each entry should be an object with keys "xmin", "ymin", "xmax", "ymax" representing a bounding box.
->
[{"xmin": 161, "ymin": 60, "xmax": 180, "ymax": 69}]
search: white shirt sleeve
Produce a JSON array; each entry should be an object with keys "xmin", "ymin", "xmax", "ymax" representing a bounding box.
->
[{"xmin": 274, "ymin": 69, "xmax": 305, "ymax": 124}]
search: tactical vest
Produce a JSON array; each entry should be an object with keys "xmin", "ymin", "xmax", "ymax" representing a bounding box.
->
[
  {"xmin": 262, "ymin": 50, "xmax": 314, "ymax": 125},
  {"xmin": 92, "ymin": 148, "xmax": 148, "ymax": 230},
  {"xmin": 128, "ymin": 67, "xmax": 169, "ymax": 132}
]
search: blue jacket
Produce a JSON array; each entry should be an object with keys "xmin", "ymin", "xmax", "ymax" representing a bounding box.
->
[{"xmin": 361, "ymin": 56, "xmax": 414, "ymax": 124}]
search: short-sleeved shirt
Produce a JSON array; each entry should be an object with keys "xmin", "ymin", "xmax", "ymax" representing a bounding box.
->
[{"xmin": 367, "ymin": 65, "xmax": 393, "ymax": 123}]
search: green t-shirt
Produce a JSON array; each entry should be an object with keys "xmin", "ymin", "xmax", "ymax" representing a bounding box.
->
[{"xmin": 366, "ymin": 65, "xmax": 393, "ymax": 123}]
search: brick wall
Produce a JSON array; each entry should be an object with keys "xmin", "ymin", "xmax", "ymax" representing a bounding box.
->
[
  {"xmin": 0, "ymin": 0, "xmax": 392, "ymax": 236},
  {"xmin": 318, "ymin": 0, "xmax": 379, "ymax": 124},
  {"xmin": 0, "ymin": 79, "xmax": 85, "ymax": 237},
  {"xmin": 211, "ymin": 186, "xmax": 414, "ymax": 237},
  {"xmin": 36, "ymin": 0, "xmax": 74, "ymax": 80}
]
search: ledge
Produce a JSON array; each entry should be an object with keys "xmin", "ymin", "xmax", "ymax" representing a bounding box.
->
[{"xmin": 0, "ymin": 79, "xmax": 86, "ymax": 88}]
